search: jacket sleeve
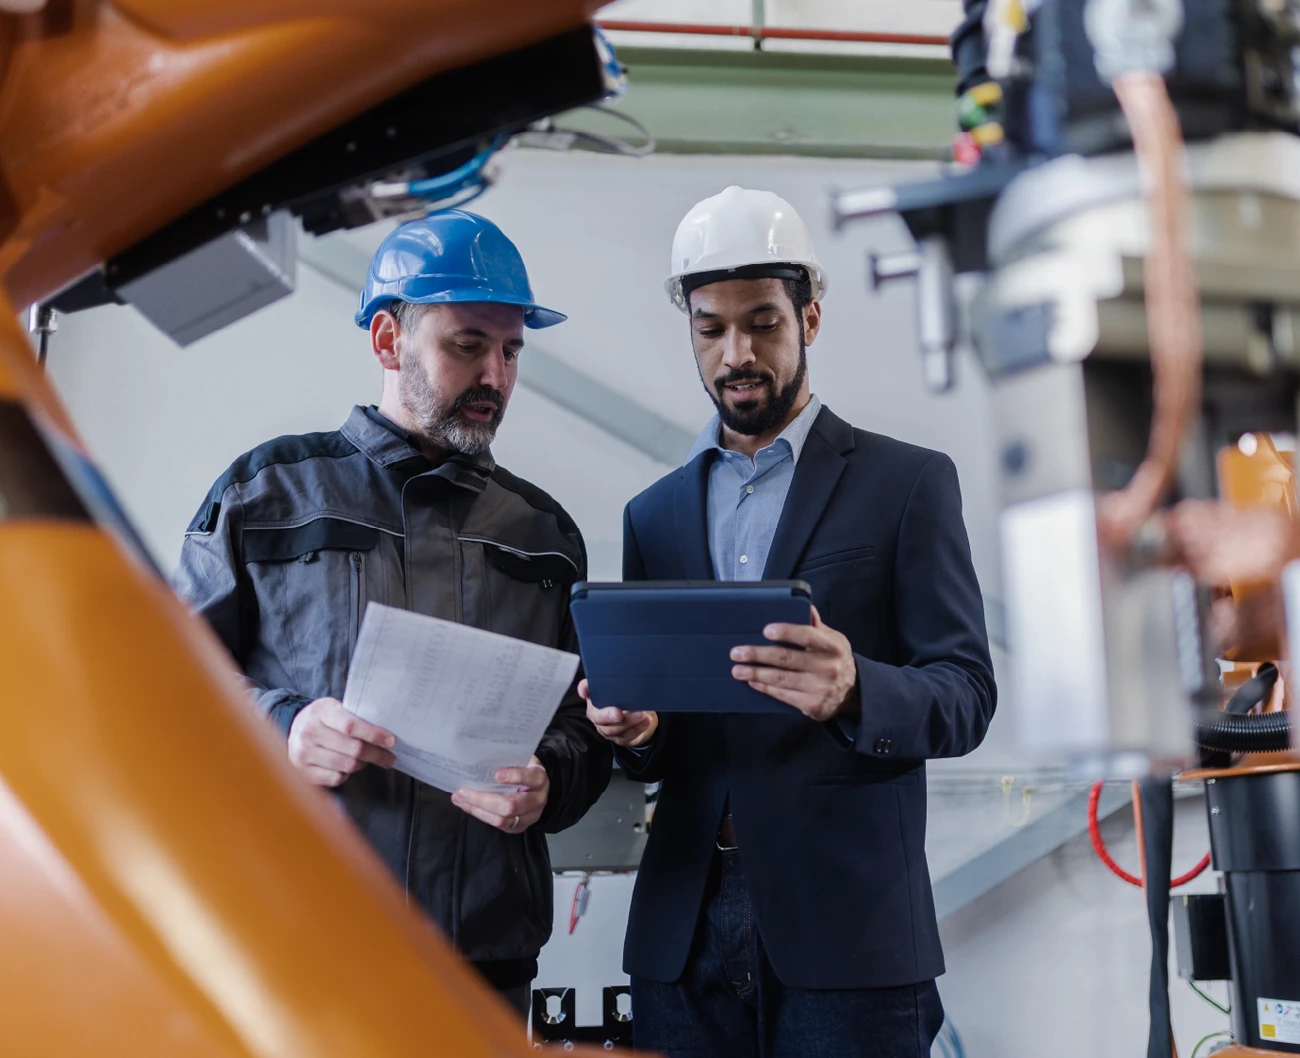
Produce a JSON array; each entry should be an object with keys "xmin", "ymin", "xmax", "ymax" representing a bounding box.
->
[
  {"xmin": 173, "ymin": 487, "xmax": 312, "ymax": 736},
  {"xmin": 535, "ymin": 538, "xmax": 614, "ymax": 833},
  {"xmin": 610, "ymin": 502, "xmax": 674, "ymax": 784},
  {"xmin": 848, "ymin": 452, "xmax": 997, "ymax": 760}
]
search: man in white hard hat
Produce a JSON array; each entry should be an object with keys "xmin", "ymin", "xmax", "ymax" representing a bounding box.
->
[{"xmin": 581, "ymin": 186, "xmax": 997, "ymax": 1056}]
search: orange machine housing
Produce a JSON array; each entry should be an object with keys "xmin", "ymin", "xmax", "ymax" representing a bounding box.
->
[
  {"xmin": 1216, "ymin": 434, "xmax": 1295, "ymax": 707},
  {"xmin": 1180, "ymin": 437, "xmax": 1300, "ymax": 1058},
  {"xmin": 0, "ymin": 3, "xmax": 613, "ymax": 1056}
]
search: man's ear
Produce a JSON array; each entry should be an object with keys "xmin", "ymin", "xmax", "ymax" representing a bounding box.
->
[
  {"xmin": 371, "ymin": 310, "xmax": 401, "ymax": 372},
  {"xmin": 803, "ymin": 298, "xmax": 823, "ymax": 346}
]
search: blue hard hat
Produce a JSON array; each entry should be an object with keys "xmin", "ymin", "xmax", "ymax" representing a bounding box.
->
[{"xmin": 354, "ymin": 210, "xmax": 566, "ymax": 329}]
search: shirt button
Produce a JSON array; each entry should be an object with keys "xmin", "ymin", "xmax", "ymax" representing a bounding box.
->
[
  {"xmin": 739, "ymin": 555, "xmax": 748, "ymax": 565},
  {"xmin": 746, "ymin": 485, "xmax": 755, "ymax": 494}
]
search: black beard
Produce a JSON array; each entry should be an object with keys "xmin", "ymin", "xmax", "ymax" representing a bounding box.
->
[{"xmin": 709, "ymin": 345, "xmax": 807, "ymax": 437}]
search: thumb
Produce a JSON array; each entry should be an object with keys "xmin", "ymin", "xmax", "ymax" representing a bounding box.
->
[{"xmin": 810, "ymin": 605, "xmax": 824, "ymax": 628}]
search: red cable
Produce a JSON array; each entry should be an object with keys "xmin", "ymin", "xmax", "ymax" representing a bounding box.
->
[{"xmin": 1088, "ymin": 781, "xmax": 1211, "ymax": 888}]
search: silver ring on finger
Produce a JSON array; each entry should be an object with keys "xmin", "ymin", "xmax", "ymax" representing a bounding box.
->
[{"xmin": 509, "ymin": 814, "xmax": 521, "ymax": 831}]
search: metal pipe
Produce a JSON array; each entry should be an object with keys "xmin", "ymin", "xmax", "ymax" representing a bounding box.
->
[
  {"xmin": 27, "ymin": 302, "xmax": 56, "ymax": 371},
  {"xmin": 869, "ymin": 250, "xmax": 921, "ymax": 290},
  {"xmin": 916, "ymin": 235, "xmax": 957, "ymax": 393},
  {"xmin": 596, "ymin": 20, "xmax": 951, "ymax": 48}
]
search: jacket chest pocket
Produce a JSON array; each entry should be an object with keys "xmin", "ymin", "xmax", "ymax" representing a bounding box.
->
[
  {"xmin": 460, "ymin": 537, "xmax": 578, "ymax": 643},
  {"xmin": 243, "ymin": 518, "xmax": 384, "ymax": 698}
]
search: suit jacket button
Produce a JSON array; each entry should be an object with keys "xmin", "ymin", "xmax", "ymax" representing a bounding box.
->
[{"xmin": 873, "ymin": 738, "xmax": 892, "ymax": 755}]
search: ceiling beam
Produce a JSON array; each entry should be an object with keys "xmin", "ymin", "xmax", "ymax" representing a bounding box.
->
[{"xmin": 560, "ymin": 46, "xmax": 957, "ymax": 160}]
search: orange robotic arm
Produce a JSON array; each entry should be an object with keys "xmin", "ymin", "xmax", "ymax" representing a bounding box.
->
[
  {"xmin": 0, "ymin": 0, "xmax": 604, "ymax": 307},
  {"xmin": 0, "ymin": 3, "xmax": 619, "ymax": 1055}
]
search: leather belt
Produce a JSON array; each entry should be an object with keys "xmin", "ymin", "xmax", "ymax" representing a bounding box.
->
[{"xmin": 716, "ymin": 814, "xmax": 738, "ymax": 851}]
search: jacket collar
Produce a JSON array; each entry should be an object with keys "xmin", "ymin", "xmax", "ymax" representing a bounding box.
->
[
  {"xmin": 339, "ymin": 405, "xmax": 494, "ymax": 493},
  {"xmin": 671, "ymin": 404, "xmax": 855, "ymax": 580},
  {"xmin": 673, "ymin": 449, "xmax": 715, "ymax": 580},
  {"xmin": 763, "ymin": 406, "xmax": 854, "ymax": 578}
]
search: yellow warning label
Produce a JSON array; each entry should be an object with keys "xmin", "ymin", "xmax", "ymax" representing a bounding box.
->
[{"xmin": 1259, "ymin": 998, "xmax": 1300, "ymax": 1046}]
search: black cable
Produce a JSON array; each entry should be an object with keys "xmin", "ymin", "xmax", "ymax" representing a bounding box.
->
[
  {"xmin": 1224, "ymin": 663, "xmax": 1279, "ymax": 715},
  {"xmin": 1141, "ymin": 775, "xmax": 1175, "ymax": 1058},
  {"xmin": 950, "ymin": 0, "xmax": 991, "ymax": 97},
  {"xmin": 1195, "ymin": 710, "xmax": 1291, "ymax": 754},
  {"xmin": 1195, "ymin": 664, "xmax": 1288, "ymax": 758}
]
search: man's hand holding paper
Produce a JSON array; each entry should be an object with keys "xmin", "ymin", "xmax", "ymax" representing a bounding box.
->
[
  {"xmin": 451, "ymin": 755, "xmax": 550, "ymax": 833},
  {"xmin": 341, "ymin": 603, "xmax": 581, "ymax": 802},
  {"xmin": 287, "ymin": 697, "xmax": 397, "ymax": 787}
]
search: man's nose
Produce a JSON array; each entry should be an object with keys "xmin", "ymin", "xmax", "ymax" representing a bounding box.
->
[
  {"xmin": 719, "ymin": 328, "xmax": 755, "ymax": 369},
  {"xmin": 479, "ymin": 348, "xmax": 510, "ymax": 389}
]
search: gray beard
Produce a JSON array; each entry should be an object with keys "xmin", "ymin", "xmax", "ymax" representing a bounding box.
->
[{"xmin": 398, "ymin": 360, "xmax": 499, "ymax": 457}]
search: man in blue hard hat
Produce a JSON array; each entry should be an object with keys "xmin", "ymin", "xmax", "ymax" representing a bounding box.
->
[{"xmin": 176, "ymin": 211, "xmax": 612, "ymax": 1017}]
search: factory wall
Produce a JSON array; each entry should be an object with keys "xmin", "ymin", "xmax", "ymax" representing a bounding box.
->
[{"xmin": 44, "ymin": 149, "xmax": 1228, "ymax": 1056}]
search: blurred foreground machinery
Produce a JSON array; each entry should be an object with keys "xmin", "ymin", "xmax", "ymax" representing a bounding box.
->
[
  {"xmin": 834, "ymin": 1, "xmax": 1300, "ymax": 1054},
  {"xmin": 0, "ymin": 3, "xmax": 620, "ymax": 1056}
]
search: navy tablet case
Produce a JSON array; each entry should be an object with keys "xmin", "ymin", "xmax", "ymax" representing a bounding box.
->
[{"xmin": 570, "ymin": 580, "xmax": 813, "ymax": 714}]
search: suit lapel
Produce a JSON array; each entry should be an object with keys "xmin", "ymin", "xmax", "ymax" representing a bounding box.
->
[
  {"xmin": 674, "ymin": 452, "xmax": 715, "ymax": 579},
  {"xmin": 763, "ymin": 408, "xmax": 854, "ymax": 579}
]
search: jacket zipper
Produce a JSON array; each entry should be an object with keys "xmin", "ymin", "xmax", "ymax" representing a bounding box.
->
[
  {"xmin": 450, "ymin": 812, "xmax": 466, "ymax": 949},
  {"xmin": 456, "ymin": 536, "xmax": 580, "ymax": 574},
  {"xmin": 404, "ymin": 780, "xmax": 417, "ymax": 906},
  {"xmin": 239, "ymin": 513, "xmax": 402, "ymax": 536},
  {"xmin": 349, "ymin": 550, "xmax": 367, "ymax": 647}
]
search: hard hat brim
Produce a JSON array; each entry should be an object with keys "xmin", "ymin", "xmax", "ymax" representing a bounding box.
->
[
  {"xmin": 664, "ymin": 261, "xmax": 828, "ymax": 313},
  {"xmin": 355, "ymin": 289, "xmax": 566, "ymax": 330}
]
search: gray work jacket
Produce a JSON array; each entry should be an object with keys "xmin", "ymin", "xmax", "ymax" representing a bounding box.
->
[{"xmin": 175, "ymin": 405, "xmax": 610, "ymax": 980}]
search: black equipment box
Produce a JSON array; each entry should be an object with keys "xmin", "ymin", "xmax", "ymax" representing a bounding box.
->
[{"xmin": 1171, "ymin": 892, "xmax": 1231, "ymax": 982}]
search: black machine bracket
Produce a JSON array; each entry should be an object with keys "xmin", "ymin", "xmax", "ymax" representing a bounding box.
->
[
  {"xmin": 530, "ymin": 985, "xmax": 633, "ymax": 1050},
  {"xmin": 48, "ymin": 24, "xmax": 607, "ymax": 314}
]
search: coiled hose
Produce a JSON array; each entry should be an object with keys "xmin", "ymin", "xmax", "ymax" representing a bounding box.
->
[
  {"xmin": 1194, "ymin": 710, "xmax": 1291, "ymax": 754},
  {"xmin": 1194, "ymin": 663, "xmax": 1291, "ymax": 754}
]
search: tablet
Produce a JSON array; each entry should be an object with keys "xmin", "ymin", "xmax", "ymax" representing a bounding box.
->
[{"xmin": 570, "ymin": 580, "xmax": 813, "ymax": 715}]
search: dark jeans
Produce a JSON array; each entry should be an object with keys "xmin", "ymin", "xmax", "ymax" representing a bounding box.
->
[
  {"xmin": 500, "ymin": 983, "xmax": 530, "ymax": 1019},
  {"xmin": 631, "ymin": 849, "xmax": 944, "ymax": 1058}
]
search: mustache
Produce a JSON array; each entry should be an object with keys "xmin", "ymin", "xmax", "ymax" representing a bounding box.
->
[
  {"xmin": 714, "ymin": 367, "xmax": 774, "ymax": 390},
  {"xmin": 453, "ymin": 385, "xmax": 505, "ymax": 413}
]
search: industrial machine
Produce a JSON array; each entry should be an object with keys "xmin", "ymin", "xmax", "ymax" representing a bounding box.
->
[
  {"xmin": 0, "ymin": 3, "xmax": 624, "ymax": 1055},
  {"xmin": 833, "ymin": 1, "xmax": 1300, "ymax": 1054}
]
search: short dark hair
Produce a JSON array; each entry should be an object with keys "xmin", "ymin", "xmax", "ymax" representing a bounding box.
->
[
  {"xmin": 780, "ymin": 269, "xmax": 813, "ymax": 318},
  {"xmin": 684, "ymin": 266, "xmax": 813, "ymax": 318}
]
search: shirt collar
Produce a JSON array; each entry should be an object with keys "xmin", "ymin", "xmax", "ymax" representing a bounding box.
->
[{"xmin": 686, "ymin": 393, "xmax": 822, "ymax": 466}]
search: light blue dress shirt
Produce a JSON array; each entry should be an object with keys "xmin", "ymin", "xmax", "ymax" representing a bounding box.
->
[{"xmin": 686, "ymin": 394, "xmax": 822, "ymax": 580}]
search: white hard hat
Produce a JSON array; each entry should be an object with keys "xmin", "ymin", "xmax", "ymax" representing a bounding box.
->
[{"xmin": 665, "ymin": 185, "xmax": 828, "ymax": 313}]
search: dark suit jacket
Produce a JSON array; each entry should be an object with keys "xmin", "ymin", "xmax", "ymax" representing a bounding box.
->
[{"xmin": 615, "ymin": 405, "xmax": 996, "ymax": 990}]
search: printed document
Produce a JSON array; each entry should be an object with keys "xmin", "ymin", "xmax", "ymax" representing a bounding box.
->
[{"xmin": 342, "ymin": 603, "xmax": 580, "ymax": 793}]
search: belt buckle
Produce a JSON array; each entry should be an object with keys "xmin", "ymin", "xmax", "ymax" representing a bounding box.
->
[{"xmin": 715, "ymin": 815, "xmax": 738, "ymax": 852}]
